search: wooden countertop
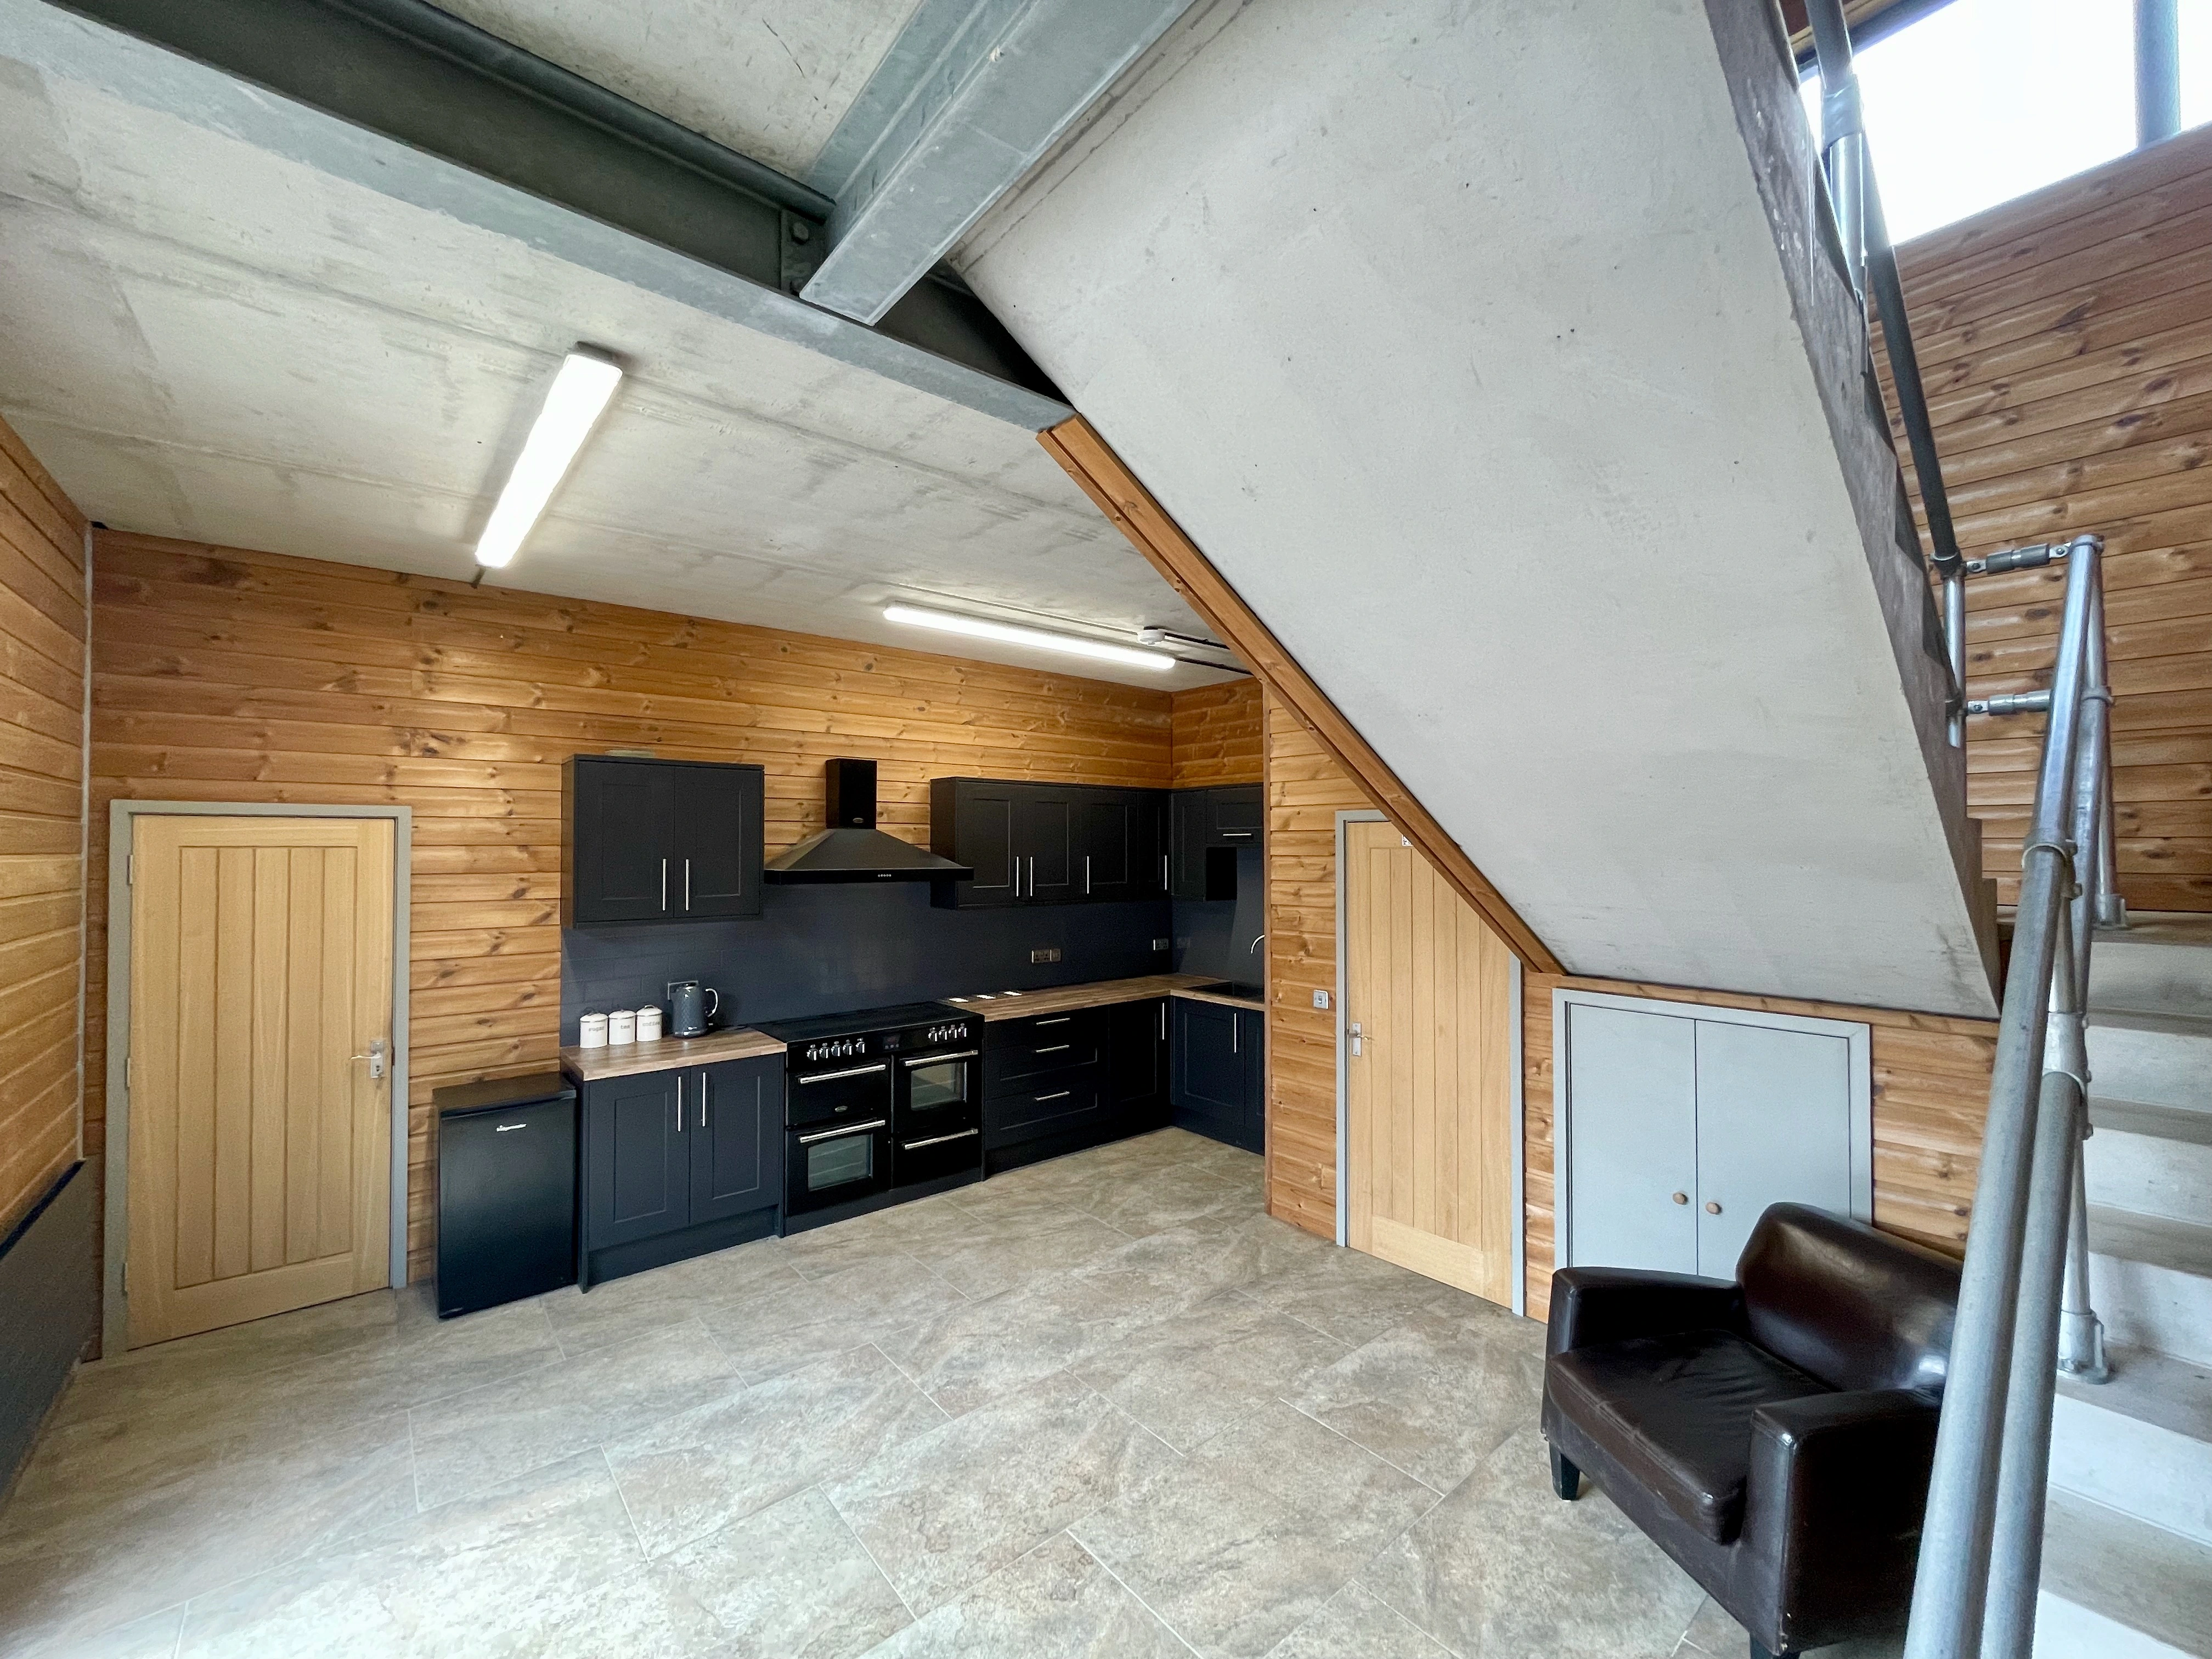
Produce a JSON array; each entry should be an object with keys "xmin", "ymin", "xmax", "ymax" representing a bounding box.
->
[
  {"xmin": 946, "ymin": 973, "xmax": 1266, "ymax": 1020},
  {"xmin": 560, "ymin": 1026, "xmax": 785, "ymax": 1082}
]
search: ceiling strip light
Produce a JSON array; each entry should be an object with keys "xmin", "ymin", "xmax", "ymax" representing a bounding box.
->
[
  {"xmin": 473, "ymin": 347, "xmax": 623, "ymax": 568},
  {"xmin": 882, "ymin": 604, "xmax": 1177, "ymax": 672}
]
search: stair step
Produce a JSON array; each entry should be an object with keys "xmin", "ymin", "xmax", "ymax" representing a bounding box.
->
[
  {"xmin": 2051, "ymin": 1345, "xmax": 2212, "ymax": 1545},
  {"xmin": 2037, "ymin": 1493, "xmax": 2212, "ymax": 1658},
  {"xmin": 2089, "ymin": 1208, "xmax": 2212, "ymax": 1368},
  {"xmin": 2091, "ymin": 915, "xmax": 2212, "ymax": 1020},
  {"xmin": 2087, "ymin": 1099, "xmax": 2212, "ymax": 1227},
  {"xmin": 2088, "ymin": 1012, "xmax": 2212, "ymax": 1114}
]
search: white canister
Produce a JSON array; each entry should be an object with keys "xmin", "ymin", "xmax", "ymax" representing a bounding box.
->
[
  {"xmin": 608, "ymin": 1008, "xmax": 637, "ymax": 1045},
  {"xmin": 579, "ymin": 1012, "xmax": 609, "ymax": 1048},
  {"xmin": 635, "ymin": 1006, "xmax": 664, "ymax": 1043}
]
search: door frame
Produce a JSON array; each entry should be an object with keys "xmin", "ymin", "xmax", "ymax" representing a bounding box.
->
[
  {"xmin": 1334, "ymin": 810, "xmax": 1528, "ymax": 1316},
  {"xmin": 1550, "ymin": 987, "xmax": 1874, "ymax": 1274},
  {"xmin": 102, "ymin": 801, "xmax": 413, "ymax": 1356}
]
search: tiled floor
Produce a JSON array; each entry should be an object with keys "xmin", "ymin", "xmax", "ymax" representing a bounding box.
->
[{"xmin": 0, "ymin": 1130, "xmax": 1891, "ymax": 1659}]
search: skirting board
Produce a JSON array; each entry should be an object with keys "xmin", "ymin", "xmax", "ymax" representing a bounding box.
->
[{"xmin": 0, "ymin": 1162, "xmax": 96, "ymax": 1499}]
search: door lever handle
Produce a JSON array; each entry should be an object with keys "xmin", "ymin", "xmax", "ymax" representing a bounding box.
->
[{"xmin": 352, "ymin": 1037, "xmax": 389, "ymax": 1080}]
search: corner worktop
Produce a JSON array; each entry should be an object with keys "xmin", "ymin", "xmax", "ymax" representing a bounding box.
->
[
  {"xmin": 560, "ymin": 1025, "xmax": 785, "ymax": 1083},
  {"xmin": 946, "ymin": 973, "xmax": 1266, "ymax": 1020}
]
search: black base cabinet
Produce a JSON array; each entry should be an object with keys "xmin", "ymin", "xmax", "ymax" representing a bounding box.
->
[
  {"xmin": 1171, "ymin": 998, "xmax": 1265, "ymax": 1154},
  {"xmin": 435, "ymin": 1073, "xmax": 578, "ymax": 1318},
  {"xmin": 575, "ymin": 1054, "xmax": 781, "ymax": 1289},
  {"xmin": 983, "ymin": 998, "xmax": 1170, "ymax": 1173}
]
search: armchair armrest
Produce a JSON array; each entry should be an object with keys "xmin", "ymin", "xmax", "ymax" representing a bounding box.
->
[
  {"xmin": 1735, "ymin": 1389, "xmax": 1940, "ymax": 1649},
  {"xmin": 1544, "ymin": 1266, "xmax": 1743, "ymax": 1357}
]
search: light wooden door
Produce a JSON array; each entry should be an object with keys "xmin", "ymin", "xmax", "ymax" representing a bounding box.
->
[
  {"xmin": 1345, "ymin": 821, "xmax": 1517, "ymax": 1305},
  {"xmin": 127, "ymin": 816, "xmax": 394, "ymax": 1347}
]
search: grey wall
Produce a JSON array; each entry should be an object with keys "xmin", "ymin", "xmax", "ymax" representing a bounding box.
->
[
  {"xmin": 561, "ymin": 883, "xmax": 1173, "ymax": 1037},
  {"xmin": 0, "ymin": 1162, "xmax": 95, "ymax": 1500}
]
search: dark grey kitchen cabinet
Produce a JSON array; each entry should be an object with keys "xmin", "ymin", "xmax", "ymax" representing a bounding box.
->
[
  {"xmin": 1106, "ymin": 997, "xmax": 1170, "ymax": 1116},
  {"xmin": 932, "ymin": 778, "xmax": 1169, "ymax": 908},
  {"xmin": 563, "ymin": 754, "xmax": 764, "ymax": 926},
  {"xmin": 1171, "ymin": 998, "xmax": 1264, "ymax": 1154},
  {"xmin": 576, "ymin": 1053, "xmax": 781, "ymax": 1288}
]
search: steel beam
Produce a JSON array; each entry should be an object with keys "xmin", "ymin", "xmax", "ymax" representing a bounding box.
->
[
  {"xmin": 800, "ymin": 0, "xmax": 1194, "ymax": 325},
  {"xmin": 25, "ymin": 0, "xmax": 1069, "ymax": 425}
]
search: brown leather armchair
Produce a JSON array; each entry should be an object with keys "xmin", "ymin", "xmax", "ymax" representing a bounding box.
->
[{"xmin": 1541, "ymin": 1204, "xmax": 1960, "ymax": 1659}]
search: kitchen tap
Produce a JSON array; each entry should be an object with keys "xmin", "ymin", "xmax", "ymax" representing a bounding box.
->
[{"xmin": 1248, "ymin": 933, "xmax": 1266, "ymax": 955}]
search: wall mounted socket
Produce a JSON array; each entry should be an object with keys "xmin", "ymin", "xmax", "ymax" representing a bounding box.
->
[
  {"xmin": 1312, "ymin": 990, "xmax": 1330, "ymax": 1010},
  {"xmin": 1152, "ymin": 938, "xmax": 1171, "ymax": 952},
  {"xmin": 1030, "ymin": 946, "xmax": 1062, "ymax": 964}
]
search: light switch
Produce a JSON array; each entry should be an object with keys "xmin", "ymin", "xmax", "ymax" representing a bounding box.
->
[{"xmin": 1312, "ymin": 990, "xmax": 1330, "ymax": 1010}]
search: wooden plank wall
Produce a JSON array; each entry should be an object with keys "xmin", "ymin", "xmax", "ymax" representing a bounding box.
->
[
  {"xmin": 1262, "ymin": 689, "xmax": 1373, "ymax": 1239},
  {"xmin": 89, "ymin": 533, "xmax": 1176, "ymax": 1283},
  {"xmin": 1521, "ymin": 978, "xmax": 1995, "ymax": 1320},
  {"xmin": 0, "ymin": 419, "xmax": 87, "ymax": 1240},
  {"xmin": 1168, "ymin": 679, "xmax": 1262, "ymax": 787},
  {"xmin": 1883, "ymin": 124, "xmax": 2212, "ymax": 910}
]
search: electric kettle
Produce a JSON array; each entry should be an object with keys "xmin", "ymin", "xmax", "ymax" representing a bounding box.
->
[{"xmin": 667, "ymin": 980, "xmax": 719, "ymax": 1038}]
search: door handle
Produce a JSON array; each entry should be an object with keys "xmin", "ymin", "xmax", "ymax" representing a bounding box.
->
[
  {"xmin": 661, "ymin": 857, "xmax": 668, "ymax": 911},
  {"xmin": 798, "ymin": 1119, "xmax": 887, "ymax": 1144},
  {"xmin": 1348, "ymin": 1022, "xmax": 1363, "ymax": 1057},
  {"xmin": 684, "ymin": 858, "xmax": 692, "ymax": 911},
  {"xmin": 352, "ymin": 1037, "xmax": 388, "ymax": 1080}
]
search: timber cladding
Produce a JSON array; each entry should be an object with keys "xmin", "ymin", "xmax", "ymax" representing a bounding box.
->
[
  {"xmin": 88, "ymin": 532, "xmax": 1176, "ymax": 1283},
  {"xmin": 1169, "ymin": 680, "xmax": 1261, "ymax": 787},
  {"xmin": 0, "ymin": 419, "xmax": 87, "ymax": 1240},
  {"xmin": 1521, "ymin": 977, "xmax": 1994, "ymax": 1321},
  {"xmin": 1885, "ymin": 122, "xmax": 2212, "ymax": 911}
]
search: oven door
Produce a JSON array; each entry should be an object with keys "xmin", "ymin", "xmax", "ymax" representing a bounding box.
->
[
  {"xmin": 788, "ymin": 1059, "xmax": 891, "ymax": 1129},
  {"xmin": 895, "ymin": 1120, "xmax": 981, "ymax": 1187},
  {"xmin": 787, "ymin": 1116, "xmax": 893, "ymax": 1217},
  {"xmin": 899, "ymin": 1049, "xmax": 977, "ymax": 1119}
]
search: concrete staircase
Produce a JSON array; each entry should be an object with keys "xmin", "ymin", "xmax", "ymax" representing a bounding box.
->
[{"xmin": 2035, "ymin": 917, "xmax": 2212, "ymax": 1657}]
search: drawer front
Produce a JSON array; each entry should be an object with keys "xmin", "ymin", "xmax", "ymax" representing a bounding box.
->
[
  {"xmin": 986, "ymin": 1008, "xmax": 1105, "ymax": 1089},
  {"xmin": 986, "ymin": 1074, "xmax": 1103, "ymax": 1143}
]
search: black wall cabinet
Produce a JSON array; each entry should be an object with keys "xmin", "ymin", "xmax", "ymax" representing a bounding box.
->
[
  {"xmin": 1170, "ymin": 783, "xmax": 1262, "ymax": 901},
  {"xmin": 932, "ymin": 779, "xmax": 1168, "ymax": 909},
  {"xmin": 1171, "ymin": 997, "xmax": 1265, "ymax": 1154},
  {"xmin": 564, "ymin": 755, "xmax": 764, "ymax": 926},
  {"xmin": 577, "ymin": 1053, "xmax": 781, "ymax": 1287},
  {"xmin": 982, "ymin": 997, "xmax": 1170, "ymax": 1172}
]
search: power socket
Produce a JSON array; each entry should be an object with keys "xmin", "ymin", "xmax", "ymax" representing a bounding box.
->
[
  {"xmin": 1152, "ymin": 938, "xmax": 1171, "ymax": 952},
  {"xmin": 1030, "ymin": 946, "xmax": 1062, "ymax": 964}
]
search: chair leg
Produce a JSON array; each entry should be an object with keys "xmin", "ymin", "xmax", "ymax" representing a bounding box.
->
[{"xmin": 1549, "ymin": 1446, "xmax": 1579, "ymax": 1500}]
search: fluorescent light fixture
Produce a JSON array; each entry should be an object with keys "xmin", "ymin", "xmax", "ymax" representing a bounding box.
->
[
  {"xmin": 473, "ymin": 348, "xmax": 623, "ymax": 568},
  {"xmin": 882, "ymin": 604, "xmax": 1177, "ymax": 672}
]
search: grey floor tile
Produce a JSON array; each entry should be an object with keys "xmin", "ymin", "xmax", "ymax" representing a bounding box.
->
[
  {"xmin": 665, "ymin": 1486, "xmax": 911, "ymax": 1659},
  {"xmin": 1075, "ymin": 1288, "xmax": 1350, "ymax": 1452},
  {"xmin": 696, "ymin": 1254, "xmax": 970, "ymax": 1385},
  {"xmin": 5, "ymin": 1605, "xmax": 189, "ymax": 1659},
  {"xmin": 518, "ymin": 1561, "xmax": 733, "ymax": 1659},
  {"xmin": 1266, "ymin": 1581, "xmax": 1458, "ymax": 1659},
  {"xmin": 865, "ymin": 1531, "xmax": 1188, "ymax": 1659},
  {"xmin": 1080, "ymin": 1164, "xmax": 1254, "ymax": 1238},
  {"xmin": 907, "ymin": 1211, "xmax": 1135, "ymax": 1300},
  {"xmin": 1360, "ymin": 1428, "xmax": 1705, "ymax": 1659},
  {"xmin": 171, "ymin": 1449, "xmax": 643, "ymax": 1658},
  {"xmin": 409, "ymin": 1321, "xmax": 742, "ymax": 1509},
  {"xmin": 824, "ymin": 1370, "xmax": 1177, "ymax": 1617},
  {"xmin": 1071, "ymin": 1400, "xmax": 1436, "ymax": 1659},
  {"xmin": 1286, "ymin": 1305, "xmax": 1545, "ymax": 1491},
  {"xmin": 1245, "ymin": 1245, "xmax": 1474, "ymax": 1347},
  {"xmin": 605, "ymin": 1343, "xmax": 948, "ymax": 1556},
  {"xmin": 872, "ymin": 1287, "xmax": 1094, "ymax": 1418},
  {"xmin": 543, "ymin": 1241, "xmax": 799, "ymax": 1356},
  {"xmin": 0, "ymin": 1411, "xmax": 417, "ymax": 1653}
]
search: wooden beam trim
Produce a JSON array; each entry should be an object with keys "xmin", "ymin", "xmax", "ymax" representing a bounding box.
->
[{"xmin": 1040, "ymin": 414, "xmax": 1563, "ymax": 974}]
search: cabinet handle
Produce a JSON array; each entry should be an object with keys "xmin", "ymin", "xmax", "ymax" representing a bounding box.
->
[
  {"xmin": 1035, "ymin": 1043, "xmax": 1071, "ymax": 1054},
  {"xmin": 1672, "ymin": 1192, "xmax": 1689, "ymax": 1205},
  {"xmin": 1706, "ymin": 1201, "xmax": 1723, "ymax": 1215},
  {"xmin": 674, "ymin": 1075, "xmax": 684, "ymax": 1132},
  {"xmin": 1221, "ymin": 830, "xmax": 1254, "ymax": 839},
  {"xmin": 684, "ymin": 858, "xmax": 692, "ymax": 911},
  {"xmin": 1084, "ymin": 855, "xmax": 1091, "ymax": 895},
  {"xmin": 1232, "ymin": 1018, "xmax": 1239, "ymax": 1054},
  {"xmin": 699, "ymin": 1070, "xmax": 708, "ymax": 1129},
  {"xmin": 1158, "ymin": 1003, "xmax": 1166, "ymax": 1040},
  {"xmin": 660, "ymin": 857, "xmax": 668, "ymax": 911},
  {"xmin": 1035, "ymin": 1090, "xmax": 1071, "ymax": 1102},
  {"xmin": 1160, "ymin": 853, "xmax": 1169, "ymax": 889},
  {"xmin": 1035, "ymin": 1017, "xmax": 1071, "ymax": 1027}
]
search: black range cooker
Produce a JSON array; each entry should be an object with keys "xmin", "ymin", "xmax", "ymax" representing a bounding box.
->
[{"xmin": 752, "ymin": 1001, "xmax": 981, "ymax": 1231}]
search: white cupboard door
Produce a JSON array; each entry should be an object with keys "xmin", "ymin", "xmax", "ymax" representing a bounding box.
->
[
  {"xmin": 1565, "ymin": 1004, "xmax": 1698, "ymax": 1275},
  {"xmin": 1691, "ymin": 1020, "xmax": 1853, "ymax": 1276}
]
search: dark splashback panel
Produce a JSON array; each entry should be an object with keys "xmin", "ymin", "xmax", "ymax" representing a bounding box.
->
[{"xmin": 560, "ymin": 883, "xmax": 1176, "ymax": 1040}]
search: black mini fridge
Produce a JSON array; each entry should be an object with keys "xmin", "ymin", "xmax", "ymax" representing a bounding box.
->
[{"xmin": 435, "ymin": 1072, "xmax": 578, "ymax": 1318}]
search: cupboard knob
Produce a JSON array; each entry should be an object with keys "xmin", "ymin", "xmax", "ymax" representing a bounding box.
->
[
  {"xmin": 1671, "ymin": 1192, "xmax": 1688, "ymax": 1205},
  {"xmin": 1705, "ymin": 1201, "xmax": 1722, "ymax": 1215}
]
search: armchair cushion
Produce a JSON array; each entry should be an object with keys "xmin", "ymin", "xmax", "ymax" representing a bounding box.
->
[
  {"xmin": 1545, "ymin": 1266, "xmax": 1743, "ymax": 1358},
  {"xmin": 1544, "ymin": 1329, "xmax": 1831, "ymax": 1542}
]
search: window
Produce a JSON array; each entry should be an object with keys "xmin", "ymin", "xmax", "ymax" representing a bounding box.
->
[{"xmin": 1798, "ymin": 0, "xmax": 2212, "ymax": 244}]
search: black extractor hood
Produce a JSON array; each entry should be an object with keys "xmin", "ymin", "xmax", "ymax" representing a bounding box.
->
[{"xmin": 763, "ymin": 759, "xmax": 974, "ymax": 884}]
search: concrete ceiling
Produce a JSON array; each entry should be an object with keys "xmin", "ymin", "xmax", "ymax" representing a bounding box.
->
[{"xmin": 0, "ymin": 5, "xmax": 1237, "ymax": 689}]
